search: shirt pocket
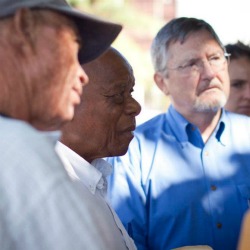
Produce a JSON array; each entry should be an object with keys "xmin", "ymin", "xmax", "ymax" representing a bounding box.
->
[{"xmin": 238, "ymin": 184, "xmax": 250, "ymax": 208}]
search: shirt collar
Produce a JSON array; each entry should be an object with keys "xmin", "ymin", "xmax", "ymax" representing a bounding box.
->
[
  {"xmin": 56, "ymin": 142, "xmax": 112, "ymax": 195},
  {"xmin": 166, "ymin": 105, "xmax": 226, "ymax": 144},
  {"xmin": 166, "ymin": 105, "xmax": 190, "ymax": 142},
  {"xmin": 42, "ymin": 130, "xmax": 61, "ymax": 146},
  {"xmin": 216, "ymin": 109, "xmax": 227, "ymax": 145},
  {"xmin": 0, "ymin": 116, "xmax": 61, "ymax": 146}
]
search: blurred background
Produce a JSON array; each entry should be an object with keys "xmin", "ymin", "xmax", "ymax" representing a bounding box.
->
[{"xmin": 68, "ymin": 0, "xmax": 250, "ymax": 124}]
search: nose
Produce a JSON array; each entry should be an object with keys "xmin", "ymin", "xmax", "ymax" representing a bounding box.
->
[
  {"xmin": 78, "ymin": 65, "xmax": 89, "ymax": 87},
  {"xmin": 200, "ymin": 60, "xmax": 216, "ymax": 80},
  {"xmin": 125, "ymin": 96, "xmax": 141, "ymax": 117},
  {"xmin": 74, "ymin": 65, "xmax": 89, "ymax": 97}
]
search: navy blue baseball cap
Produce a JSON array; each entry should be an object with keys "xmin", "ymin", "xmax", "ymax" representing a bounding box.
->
[{"xmin": 0, "ymin": 0, "xmax": 122, "ymax": 64}]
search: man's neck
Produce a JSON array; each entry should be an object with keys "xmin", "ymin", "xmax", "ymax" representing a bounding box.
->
[{"xmin": 183, "ymin": 109, "xmax": 222, "ymax": 143}]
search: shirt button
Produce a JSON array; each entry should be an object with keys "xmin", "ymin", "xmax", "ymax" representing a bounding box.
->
[
  {"xmin": 217, "ymin": 223, "xmax": 222, "ymax": 229},
  {"xmin": 211, "ymin": 185, "xmax": 217, "ymax": 191},
  {"xmin": 205, "ymin": 151, "xmax": 209, "ymax": 156}
]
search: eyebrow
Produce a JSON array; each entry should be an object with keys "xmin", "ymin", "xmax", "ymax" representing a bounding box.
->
[{"xmin": 181, "ymin": 51, "xmax": 224, "ymax": 61}]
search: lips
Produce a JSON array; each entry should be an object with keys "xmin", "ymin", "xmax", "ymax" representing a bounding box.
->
[
  {"xmin": 205, "ymin": 84, "xmax": 222, "ymax": 91},
  {"xmin": 123, "ymin": 125, "xmax": 136, "ymax": 133},
  {"xmin": 72, "ymin": 83, "xmax": 82, "ymax": 105},
  {"xmin": 72, "ymin": 90, "xmax": 81, "ymax": 106}
]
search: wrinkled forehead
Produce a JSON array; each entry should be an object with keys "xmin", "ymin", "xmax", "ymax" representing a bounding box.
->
[
  {"xmin": 23, "ymin": 10, "xmax": 80, "ymax": 42},
  {"xmin": 101, "ymin": 58, "xmax": 134, "ymax": 83},
  {"xmin": 228, "ymin": 57, "xmax": 250, "ymax": 74},
  {"xmin": 102, "ymin": 67, "xmax": 135, "ymax": 90},
  {"xmin": 167, "ymin": 30, "xmax": 224, "ymax": 57},
  {"xmin": 164, "ymin": 32, "xmax": 226, "ymax": 67},
  {"xmin": 83, "ymin": 64, "xmax": 135, "ymax": 96}
]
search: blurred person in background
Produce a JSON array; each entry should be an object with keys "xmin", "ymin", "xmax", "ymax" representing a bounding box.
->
[
  {"xmin": 57, "ymin": 47, "xmax": 141, "ymax": 250},
  {"xmin": 225, "ymin": 41, "xmax": 250, "ymax": 116},
  {"xmin": 107, "ymin": 17, "xmax": 250, "ymax": 250},
  {"xmin": 0, "ymin": 0, "xmax": 122, "ymax": 249}
]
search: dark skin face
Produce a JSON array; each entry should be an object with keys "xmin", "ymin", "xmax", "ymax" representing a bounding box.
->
[{"xmin": 61, "ymin": 48, "xmax": 141, "ymax": 163}]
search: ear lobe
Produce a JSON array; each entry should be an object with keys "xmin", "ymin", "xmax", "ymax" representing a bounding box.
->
[
  {"xmin": 154, "ymin": 72, "xmax": 169, "ymax": 95},
  {"xmin": 12, "ymin": 8, "xmax": 35, "ymax": 51}
]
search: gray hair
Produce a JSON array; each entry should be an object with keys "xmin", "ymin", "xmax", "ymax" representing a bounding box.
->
[{"xmin": 150, "ymin": 17, "xmax": 224, "ymax": 75}]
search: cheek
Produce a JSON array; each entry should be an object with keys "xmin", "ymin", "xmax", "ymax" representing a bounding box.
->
[
  {"xmin": 106, "ymin": 119, "xmax": 121, "ymax": 142},
  {"xmin": 175, "ymin": 75, "xmax": 197, "ymax": 92},
  {"xmin": 44, "ymin": 83, "xmax": 74, "ymax": 121},
  {"xmin": 224, "ymin": 84, "xmax": 230, "ymax": 99},
  {"xmin": 221, "ymin": 71, "xmax": 230, "ymax": 88},
  {"xmin": 175, "ymin": 80, "xmax": 197, "ymax": 102},
  {"xmin": 231, "ymin": 89, "xmax": 244, "ymax": 100},
  {"xmin": 226, "ymin": 89, "xmax": 240, "ymax": 110},
  {"xmin": 56, "ymin": 69, "xmax": 78, "ymax": 105}
]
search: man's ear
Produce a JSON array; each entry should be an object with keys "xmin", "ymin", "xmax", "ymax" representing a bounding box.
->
[
  {"xmin": 12, "ymin": 8, "xmax": 36, "ymax": 52},
  {"xmin": 154, "ymin": 72, "xmax": 170, "ymax": 95}
]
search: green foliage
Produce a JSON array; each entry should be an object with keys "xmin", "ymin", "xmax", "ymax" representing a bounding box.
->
[{"xmin": 67, "ymin": 0, "xmax": 83, "ymax": 7}]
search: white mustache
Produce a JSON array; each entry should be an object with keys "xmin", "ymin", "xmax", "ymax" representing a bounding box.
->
[{"xmin": 198, "ymin": 80, "xmax": 222, "ymax": 94}]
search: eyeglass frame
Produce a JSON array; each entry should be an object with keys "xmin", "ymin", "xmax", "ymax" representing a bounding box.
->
[{"xmin": 162, "ymin": 51, "xmax": 231, "ymax": 77}]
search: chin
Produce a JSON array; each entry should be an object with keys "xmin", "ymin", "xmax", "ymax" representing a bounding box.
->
[
  {"xmin": 195, "ymin": 96, "xmax": 227, "ymax": 112},
  {"xmin": 110, "ymin": 146, "xmax": 129, "ymax": 157},
  {"xmin": 119, "ymin": 149, "xmax": 129, "ymax": 156},
  {"xmin": 61, "ymin": 108, "xmax": 75, "ymax": 123}
]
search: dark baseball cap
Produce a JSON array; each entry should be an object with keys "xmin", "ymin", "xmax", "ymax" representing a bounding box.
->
[{"xmin": 0, "ymin": 0, "xmax": 122, "ymax": 64}]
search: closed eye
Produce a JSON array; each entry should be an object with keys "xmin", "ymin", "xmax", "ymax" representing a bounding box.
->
[
  {"xmin": 104, "ymin": 91, "xmax": 125, "ymax": 104},
  {"xmin": 113, "ymin": 91, "xmax": 125, "ymax": 98}
]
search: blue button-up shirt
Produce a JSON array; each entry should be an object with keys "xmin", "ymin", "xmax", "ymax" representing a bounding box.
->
[{"xmin": 107, "ymin": 105, "xmax": 250, "ymax": 250}]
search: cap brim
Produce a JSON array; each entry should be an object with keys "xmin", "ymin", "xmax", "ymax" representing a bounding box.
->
[
  {"xmin": 0, "ymin": 1, "xmax": 122, "ymax": 64},
  {"xmin": 76, "ymin": 16, "xmax": 122, "ymax": 64},
  {"xmin": 47, "ymin": 6, "xmax": 122, "ymax": 64}
]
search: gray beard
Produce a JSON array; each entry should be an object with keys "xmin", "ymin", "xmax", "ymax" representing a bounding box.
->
[{"xmin": 193, "ymin": 94, "xmax": 227, "ymax": 112}]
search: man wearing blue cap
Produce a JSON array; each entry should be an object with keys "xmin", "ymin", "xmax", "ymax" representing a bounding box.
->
[{"xmin": 0, "ymin": 1, "xmax": 123, "ymax": 249}]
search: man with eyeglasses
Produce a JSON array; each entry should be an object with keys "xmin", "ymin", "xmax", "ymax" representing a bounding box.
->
[{"xmin": 106, "ymin": 17, "xmax": 250, "ymax": 250}]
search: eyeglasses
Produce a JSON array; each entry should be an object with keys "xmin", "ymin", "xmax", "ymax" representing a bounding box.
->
[{"xmin": 166, "ymin": 52, "xmax": 231, "ymax": 76}]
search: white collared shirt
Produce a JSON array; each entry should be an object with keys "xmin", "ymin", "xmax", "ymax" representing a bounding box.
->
[
  {"xmin": 56, "ymin": 142, "xmax": 111, "ymax": 197},
  {"xmin": 56, "ymin": 142, "xmax": 136, "ymax": 250},
  {"xmin": 0, "ymin": 117, "xmax": 121, "ymax": 250}
]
